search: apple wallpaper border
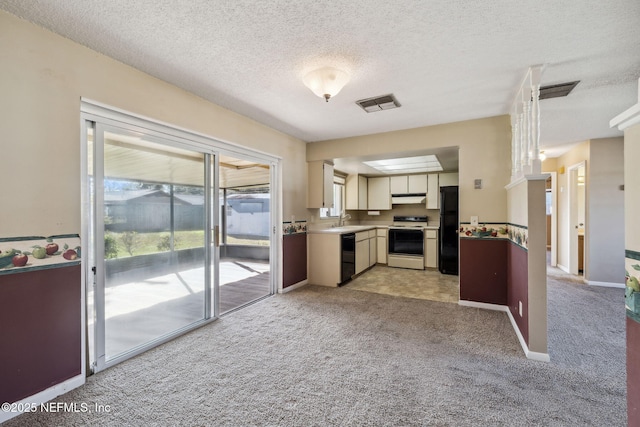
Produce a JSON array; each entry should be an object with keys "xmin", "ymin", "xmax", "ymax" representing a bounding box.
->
[{"xmin": 0, "ymin": 234, "xmax": 81, "ymax": 275}]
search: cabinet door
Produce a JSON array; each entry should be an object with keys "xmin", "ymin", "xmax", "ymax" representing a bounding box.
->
[
  {"xmin": 355, "ymin": 239, "xmax": 369, "ymax": 274},
  {"xmin": 369, "ymin": 236, "xmax": 377, "ymax": 267},
  {"xmin": 426, "ymin": 237, "xmax": 438, "ymax": 268},
  {"xmin": 426, "ymin": 173, "xmax": 439, "ymax": 209},
  {"xmin": 438, "ymin": 172, "xmax": 459, "ymax": 186},
  {"xmin": 358, "ymin": 175, "xmax": 368, "ymax": 209},
  {"xmin": 307, "ymin": 161, "xmax": 334, "ymax": 209},
  {"xmin": 323, "ymin": 163, "xmax": 334, "ymax": 208},
  {"xmin": 345, "ymin": 174, "xmax": 359, "ymax": 210},
  {"xmin": 367, "ymin": 177, "xmax": 391, "ymax": 210},
  {"xmin": 390, "ymin": 175, "xmax": 408, "ymax": 194},
  {"xmin": 377, "ymin": 236, "xmax": 387, "ymax": 264},
  {"xmin": 408, "ymin": 174, "xmax": 428, "ymax": 193}
]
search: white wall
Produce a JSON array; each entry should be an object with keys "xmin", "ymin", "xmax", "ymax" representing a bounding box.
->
[{"xmin": 0, "ymin": 11, "xmax": 308, "ymax": 237}]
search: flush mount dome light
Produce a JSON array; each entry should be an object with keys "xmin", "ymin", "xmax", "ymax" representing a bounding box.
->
[{"xmin": 303, "ymin": 67, "xmax": 350, "ymax": 102}]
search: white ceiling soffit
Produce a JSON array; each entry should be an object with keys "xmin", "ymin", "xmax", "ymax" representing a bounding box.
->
[{"xmin": 2, "ymin": 1, "xmax": 639, "ymax": 153}]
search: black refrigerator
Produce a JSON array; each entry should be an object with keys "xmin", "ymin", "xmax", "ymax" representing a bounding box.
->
[{"xmin": 439, "ymin": 186, "xmax": 459, "ymax": 275}]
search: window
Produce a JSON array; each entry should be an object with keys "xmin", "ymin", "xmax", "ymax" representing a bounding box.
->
[{"xmin": 320, "ymin": 176, "xmax": 346, "ymax": 218}]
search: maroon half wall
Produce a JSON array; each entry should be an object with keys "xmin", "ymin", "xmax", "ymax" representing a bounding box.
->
[
  {"xmin": 0, "ymin": 265, "xmax": 81, "ymax": 404},
  {"xmin": 507, "ymin": 242, "xmax": 529, "ymax": 346},
  {"xmin": 459, "ymin": 238, "xmax": 508, "ymax": 305},
  {"xmin": 628, "ymin": 316, "xmax": 640, "ymax": 425},
  {"xmin": 283, "ymin": 232, "xmax": 307, "ymax": 288}
]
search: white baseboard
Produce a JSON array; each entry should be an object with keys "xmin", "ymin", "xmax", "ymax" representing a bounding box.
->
[
  {"xmin": 557, "ymin": 264, "xmax": 570, "ymax": 273},
  {"xmin": 586, "ymin": 280, "xmax": 625, "ymax": 289},
  {"xmin": 459, "ymin": 300, "xmax": 550, "ymax": 362},
  {"xmin": 280, "ymin": 279, "xmax": 308, "ymax": 293},
  {"xmin": 458, "ymin": 300, "xmax": 508, "ymax": 312},
  {"xmin": 0, "ymin": 374, "xmax": 85, "ymax": 423},
  {"xmin": 505, "ymin": 310, "xmax": 550, "ymax": 362}
]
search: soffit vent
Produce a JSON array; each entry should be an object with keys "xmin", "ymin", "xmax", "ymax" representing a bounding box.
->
[
  {"xmin": 539, "ymin": 81, "xmax": 580, "ymax": 100},
  {"xmin": 356, "ymin": 94, "xmax": 401, "ymax": 113}
]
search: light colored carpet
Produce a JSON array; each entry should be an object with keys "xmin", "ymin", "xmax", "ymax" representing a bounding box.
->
[{"xmin": 4, "ymin": 266, "xmax": 625, "ymax": 426}]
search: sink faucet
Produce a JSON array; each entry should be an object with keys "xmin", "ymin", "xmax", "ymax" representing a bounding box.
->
[{"xmin": 339, "ymin": 213, "xmax": 351, "ymax": 227}]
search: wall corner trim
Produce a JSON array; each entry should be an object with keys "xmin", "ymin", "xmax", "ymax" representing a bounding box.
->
[
  {"xmin": 506, "ymin": 310, "xmax": 551, "ymax": 362},
  {"xmin": 586, "ymin": 280, "xmax": 625, "ymax": 289}
]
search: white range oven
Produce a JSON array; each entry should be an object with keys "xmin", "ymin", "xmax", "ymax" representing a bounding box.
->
[{"xmin": 387, "ymin": 216, "xmax": 427, "ymax": 270}]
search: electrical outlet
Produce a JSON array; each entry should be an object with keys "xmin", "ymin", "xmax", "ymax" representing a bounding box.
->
[
  {"xmin": 519, "ymin": 301, "xmax": 522, "ymax": 317},
  {"xmin": 471, "ymin": 216, "xmax": 479, "ymax": 226}
]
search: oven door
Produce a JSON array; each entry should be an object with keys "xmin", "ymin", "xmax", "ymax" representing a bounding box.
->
[{"xmin": 388, "ymin": 228, "xmax": 424, "ymax": 256}]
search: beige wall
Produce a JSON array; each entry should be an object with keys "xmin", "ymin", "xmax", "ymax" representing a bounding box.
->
[
  {"xmin": 0, "ymin": 11, "xmax": 308, "ymax": 237},
  {"xmin": 550, "ymin": 138, "xmax": 625, "ymax": 283},
  {"xmin": 507, "ymin": 180, "xmax": 528, "ymax": 226},
  {"xmin": 587, "ymin": 138, "xmax": 625, "ymax": 284},
  {"xmin": 307, "ymin": 116, "xmax": 512, "ymax": 223}
]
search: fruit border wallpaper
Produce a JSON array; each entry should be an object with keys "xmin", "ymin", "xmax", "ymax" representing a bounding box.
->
[
  {"xmin": 459, "ymin": 222, "xmax": 528, "ymax": 251},
  {"xmin": 283, "ymin": 220, "xmax": 307, "ymax": 235},
  {"xmin": 626, "ymin": 251, "xmax": 640, "ymax": 318},
  {"xmin": 0, "ymin": 234, "xmax": 81, "ymax": 275}
]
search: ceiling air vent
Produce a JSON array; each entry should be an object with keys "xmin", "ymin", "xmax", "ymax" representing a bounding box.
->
[
  {"xmin": 539, "ymin": 81, "xmax": 580, "ymax": 100},
  {"xmin": 356, "ymin": 94, "xmax": 400, "ymax": 113}
]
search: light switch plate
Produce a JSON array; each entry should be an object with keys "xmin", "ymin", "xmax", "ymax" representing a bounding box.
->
[{"xmin": 471, "ymin": 216, "xmax": 479, "ymax": 226}]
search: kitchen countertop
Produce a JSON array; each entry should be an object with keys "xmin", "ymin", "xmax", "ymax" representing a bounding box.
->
[{"xmin": 308, "ymin": 225, "xmax": 439, "ymax": 234}]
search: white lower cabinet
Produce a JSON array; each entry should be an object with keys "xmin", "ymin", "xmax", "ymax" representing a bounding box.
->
[
  {"xmin": 355, "ymin": 231, "xmax": 369, "ymax": 274},
  {"xmin": 376, "ymin": 228, "xmax": 387, "ymax": 264},
  {"xmin": 368, "ymin": 230, "xmax": 377, "ymax": 267},
  {"xmin": 425, "ymin": 229, "xmax": 438, "ymax": 268}
]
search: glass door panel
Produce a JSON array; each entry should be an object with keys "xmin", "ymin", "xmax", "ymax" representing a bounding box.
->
[
  {"xmin": 95, "ymin": 124, "xmax": 211, "ymax": 365},
  {"xmin": 218, "ymin": 155, "xmax": 272, "ymax": 313}
]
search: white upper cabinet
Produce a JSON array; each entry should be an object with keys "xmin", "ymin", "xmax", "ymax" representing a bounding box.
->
[
  {"xmin": 408, "ymin": 174, "xmax": 428, "ymax": 193},
  {"xmin": 438, "ymin": 172, "xmax": 459, "ymax": 187},
  {"xmin": 307, "ymin": 161, "xmax": 334, "ymax": 209},
  {"xmin": 390, "ymin": 175, "xmax": 408, "ymax": 194},
  {"xmin": 367, "ymin": 176, "xmax": 391, "ymax": 210},
  {"xmin": 390, "ymin": 174, "xmax": 427, "ymax": 194},
  {"xmin": 426, "ymin": 173, "xmax": 439, "ymax": 209},
  {"xmin": 345, "ymin": 174, "xmax": 368, "ymax": 210}
]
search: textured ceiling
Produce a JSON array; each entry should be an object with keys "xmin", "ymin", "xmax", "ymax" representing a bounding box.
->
[{"xmin": 2, "ymin": 1, "xmax": 639, "ymax": 157}]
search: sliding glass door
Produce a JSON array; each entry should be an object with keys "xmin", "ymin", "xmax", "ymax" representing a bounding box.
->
[
  {"xmin": 89, "ymin": 122, "xmax": 215, "ymax": 371},
  {"xmin": 83, "ymin": 101, "xmax": 279, "ymax": 373}
]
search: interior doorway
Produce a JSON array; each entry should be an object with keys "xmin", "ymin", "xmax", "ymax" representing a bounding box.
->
[
  {"xmin": 546, "ymin": 172, "xmax": 558, "ymax": 267},
  {"xmin": 568, "ymin": 162, "xmax": 586, "ymax": 276}
]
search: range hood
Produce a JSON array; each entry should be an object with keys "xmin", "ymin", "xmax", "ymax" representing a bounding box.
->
[{"xmin": 391, "ymin": 193, "xmax": 426, "ymax": 205}]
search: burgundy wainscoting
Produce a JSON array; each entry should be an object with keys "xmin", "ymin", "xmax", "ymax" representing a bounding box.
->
[
  {"xmin": 628, "ymin": 317, "xmax": 640, "ymax": 425},
  {"xmin": 0, "ymin": 265, "xmax": 81, "ymax": 404},
  {"xmin": 459, "ymin": 238, "xmax": 508, "ymax": 305},
  {"xmin": 507, "ymin": 242, "xmax": 529, "ymax": 345},
  {"xmin": 283, "ymin": 233, "xmax": 307, "ymax": 288}
]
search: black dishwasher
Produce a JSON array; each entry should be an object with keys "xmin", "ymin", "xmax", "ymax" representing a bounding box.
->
[{"xmin": 341, "ymin": 233, "xmax": 355, "ymax": 284}]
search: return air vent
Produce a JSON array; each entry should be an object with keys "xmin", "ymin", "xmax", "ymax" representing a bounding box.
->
[
  {"xmin": 539, "ymin": 81, "xmax": 580, "ymax": 100},
  {"xmin": 356, "ymin": 94, "xmax": 400, "ymax": 113}
]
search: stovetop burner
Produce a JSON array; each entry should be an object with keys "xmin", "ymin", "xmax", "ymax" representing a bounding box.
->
[{"xmin": 391, "ymin": 215, "xmax": 429, "ymax": 228}]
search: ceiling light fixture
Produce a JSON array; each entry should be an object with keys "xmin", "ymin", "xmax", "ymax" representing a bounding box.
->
[
  {"xmin": 539, "ymin": 151, "xmax": 546, "ymax": 162},
  {"xmin": 303, "ymin": 67, "xmax": 350, "ymax": 102}
]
